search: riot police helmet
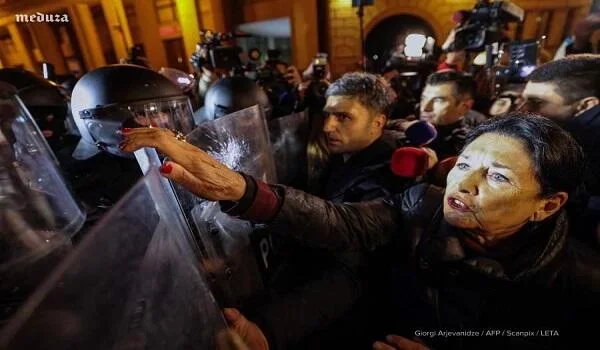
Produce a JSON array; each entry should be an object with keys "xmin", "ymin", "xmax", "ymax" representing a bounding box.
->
[
  {"xmin": 0, "ymin": 68, "xmax": 69, "ymax": 151},
  {"xmin": 70, "ymin": 64, "xmax": 196, "ymax": 159},
  {"xmin": 202, "ymin": 75, "xmax": 271, "ymax": 122}
]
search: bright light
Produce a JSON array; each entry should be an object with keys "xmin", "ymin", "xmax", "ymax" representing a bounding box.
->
[
  {"xmin": 520, "ymin": 65, "xmax": 536, "ymax": 77},
  {"xmin": 404, "ymin": 33, "xmax": 426, "ymax": 58},
  {"xmin": 425, "ymin": 36, "xmax": 435, "ymax": 54},
  {"xmin": 177, "ymin": 76, "xmax": 191, "ymax": 85},
  {"xmin": 404, "ymin": 47, "xmax": 423, "ymax": 57},
  {"xmin": 406, "ymin": 34, "xmax": 426, "ymax": 48}
]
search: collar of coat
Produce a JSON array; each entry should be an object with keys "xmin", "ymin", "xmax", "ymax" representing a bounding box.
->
[{"xmin": 416, "ymin": 210, "xmax": 568, "ymax": 283}]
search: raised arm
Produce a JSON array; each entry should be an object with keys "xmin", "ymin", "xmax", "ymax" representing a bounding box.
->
[{"xmin": 120, "ymin": 127, "xmax": 402, "ymax": 252}]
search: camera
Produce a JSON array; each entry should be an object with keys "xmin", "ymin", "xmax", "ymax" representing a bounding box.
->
[
  {"xmin": 303, "ymin": 53, "xmax": 330, "ymax": 112},
  {"xmin": 496, "ymin": 39, "xmax": 539, "ymax": 84},
  {"xmin": 308, "ymin": 53, "xmax": 329, "ymax": 97},
  {"xmin": 312, "ymin": 53, "xmax": 328, "ymax": 80},
  {"xmin": 255, "ymin": 50, "xmax": 298, "ymax": 118},
  {"xmin": 190, "ymin": 29, "xmax": 246, "ymax": 71},
  {"xmin": 382, "ymin": 54, "xmax": 437, "ymax": 118},
  {"xmin": 451, "ymin": 0, "xmax": 525, "ymax": 52}
]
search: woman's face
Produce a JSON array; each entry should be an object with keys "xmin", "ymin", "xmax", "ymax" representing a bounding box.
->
[{"xmin": 443, "ymin": 133, "xmax": 562, "ymax": 244}]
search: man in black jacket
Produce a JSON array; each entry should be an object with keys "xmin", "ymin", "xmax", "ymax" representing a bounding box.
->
[
  {"xmin": 521, "ymin": 54, "xmax": 600, "ymax": 245},
  {"xmin": 419, "ymin": 71, "xmax": 481, "ymax": 161},
  {"xmin": 319, "ymin": 72, "xmax": 407, "ymax": 203},
  {"xmin": 121, "ymin": 114, "xmax": 600, "ymax": 350},
  {"xmin": 263, "ymin": 73, "xmax": 410, "ymax": 349}
]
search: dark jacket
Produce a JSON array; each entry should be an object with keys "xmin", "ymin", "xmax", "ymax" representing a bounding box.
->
[
  {"xmin": 428, "ymin": 119, "xmax": 470, "ymax": 161},
  {"xmin": 563, "ymin": 105, "xmax": 600, "ymax": 245},
  {"xmin": 251, "ymin": 138, "xmax": 410, "ymax": 350},
  {"xmin": 323, "ymin": 137, "xmax": 407, "ymax": 203},
  {"xmin": 565, "ymin": 104, "xmax": 600, "ymax": 197},
  {"xmin": 227, "ymin": 182, "xmax": 600, "ymax": 350}
]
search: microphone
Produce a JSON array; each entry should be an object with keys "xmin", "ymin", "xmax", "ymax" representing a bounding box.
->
[
  {"xmin": 405, "ymin": 120, "xmax": 437, "ymax": 147},
  {"xmin": 390, "ymin": 147, "xmax": 430, "ymax": 178}
]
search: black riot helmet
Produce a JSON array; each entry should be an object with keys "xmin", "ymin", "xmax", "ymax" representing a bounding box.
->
[
  {"xmin": 71, "ymin": 64, "xmax": 196, "ymax": 159},
  {"xmin": 0, "ymin": 68, "xmax": 69, "ymax": 152},
  {"xmin": 202, "ymin": 75, "xmax": 271, "ymax": 122}
]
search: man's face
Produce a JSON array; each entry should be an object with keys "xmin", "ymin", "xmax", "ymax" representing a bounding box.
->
[
  {"xmin": 323, "ymin": 96, "xmax": 383, "ymax": 155},
  {"xmin": 420, "ymin": 83, "xmax": 470, "ymax": 126},
  {"xmin": 520, "ymin": 82, "xmax": 577, "ymax": 122}
]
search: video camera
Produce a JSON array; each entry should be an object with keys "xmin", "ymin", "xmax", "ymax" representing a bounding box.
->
[
  {"xmin": 304, "ymin": 52, "xmax": 329, "ymax": 111},
  {"xmin": 255, "ymin": 49, "xmax": 299, "ymax": 118},
  {"xmin": 309, "ymin": 53, "xmax": 329, "ymax": 97},
  {"xmin": 190, "ymin": 29, "xmax": 247, "ymax": 71},
  {"xmin": 256, "ymin": 50, "xmax": 288, "ymax": 82},
  {"xmin": 496, "ymin": 39, "xmax": 539, "ymax": 84},
  {"xmin": 451, "ymin": 0, "xmax": 525, "ymax": 52},
  {"xmin": 382, "ymin": 54, "xmax": 437, "ymax": 119}
]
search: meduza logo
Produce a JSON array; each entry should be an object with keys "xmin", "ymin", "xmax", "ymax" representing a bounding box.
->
[{"xmin": 15, "ymin": 12, "xmax": 69, "ymax": 23}]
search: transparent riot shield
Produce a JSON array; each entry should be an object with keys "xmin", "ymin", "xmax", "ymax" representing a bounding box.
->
[
  {"xmin": 0, "ymin": 86, "xmax": 85, "ymax": 326},
  {"xmin": 268, "ymin": 110, "xmax": 309, "ymax": 186},
  {"xmin": 171, "ymin": 105, "xmax": 277, "ymax": 307},
  {"xmin": 0, "ymin": 169, "xmax": 228, "ymax": 349}
]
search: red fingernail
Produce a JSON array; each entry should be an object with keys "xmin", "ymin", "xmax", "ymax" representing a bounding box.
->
[
  {"xmin": 150, "ymin": 122, "xmax": 158, "ymax": 128},
  {"xmin": 121, "ymin": 128, "xmax": 132, "ymax": 133},
  {"xmin": 159, "ymin": 163, "xmax": 173, "ymax": 174}
]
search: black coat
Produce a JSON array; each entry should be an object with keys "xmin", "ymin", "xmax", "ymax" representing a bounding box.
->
[
  {"xmin": 251, "ymin": 138, "xmax": 409, "ymax": 350},
  {"xmin": 323, "ymin": 137, "xmax": 408, "ymax": 203},
  {"xmin": 565, "ymin": 104, "xmax": 600, "ymax": 197},
  {"xmin": 427, "ymin": 119, "xmax": 469, "ymax": 161},
  {"xmin": 259, "ymin": 184, "xmax": 600, "ymax": 350},
  {"xmin": 563, "ymin": 105, "xmax": 600, "ymax": 245}
]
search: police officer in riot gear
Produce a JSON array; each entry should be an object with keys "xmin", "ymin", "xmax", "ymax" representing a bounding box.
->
[
  {"xmin": 197, "ymin": 75, "xmax": 271, "ymax": 124},
  {"xmin": 71, "ymin": 64, "xmax": 196, "ymax": 159},
  {"xmin": 0, "ymin": 68, "xmax": 74, "ymax": 157},
  {"xmin": 0, "ymin": 82, "xmax": 85, "ymax": 327},
  {"xmin": 67, "ymin": 64, "xmax": 197, "ymax": 227}
]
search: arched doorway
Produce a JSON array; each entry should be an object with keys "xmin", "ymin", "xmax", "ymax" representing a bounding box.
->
[{"xmin": 365, "ymin": 14, "xmax": 436, "ymax": 73}]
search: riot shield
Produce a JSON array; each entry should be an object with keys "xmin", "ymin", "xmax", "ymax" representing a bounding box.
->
[
  {"xmin": 0, "ymin": 86, "xmax": 85, "ymax": 326},
  {"xmin": 171, "ymin": 105, "xmax": 277, "ymax": 307},
  {"xmin": 0, "ymin": 169, "xmax": 228, "ymax": 349},
  {"xmin": 268, "ymin": 110, "xmax": 309, "ymax": 186}
]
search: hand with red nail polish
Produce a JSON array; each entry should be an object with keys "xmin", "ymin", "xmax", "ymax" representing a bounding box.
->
[
  {"xmin": 120, "ymin": 127, "xmax": 246, "ymax": 201},
  {"xmin": 159, "ymin": 162, "xmax": 173, "ymax": 174}
]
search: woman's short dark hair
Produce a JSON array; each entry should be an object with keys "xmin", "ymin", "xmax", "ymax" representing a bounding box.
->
[{"xmin": 463, "ymin": 112, "xmax": 585, "ymax": 197}]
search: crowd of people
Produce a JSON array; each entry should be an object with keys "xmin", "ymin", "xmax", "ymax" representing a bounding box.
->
[
  {"xmin": 121, "ymin": 52, "xmax": 600, "ymax": 350},
  {"xmin": 2, "ymin": 11, "xmax": 600, "ymax": 350}
]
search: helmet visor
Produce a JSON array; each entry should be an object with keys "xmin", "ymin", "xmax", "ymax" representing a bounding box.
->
[{"xmin": 79, "ymin": 96, "xmax": 195, "ymax": 157}]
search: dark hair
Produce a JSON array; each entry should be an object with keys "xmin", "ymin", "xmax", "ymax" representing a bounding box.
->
[
  {"xmin": 464, "ymin": 112, "xmax": 585, "ymax": 197},
  {"xmin": 527, "ymin": 54, "xmax": 600, "ymax": 103},
  {"xmin": 426, "ymin": 71, "xmax": 475, "ymax": 99},
  {"xmin": 326, "ymin": 72, "xmax": 395, "ymax": 116}
]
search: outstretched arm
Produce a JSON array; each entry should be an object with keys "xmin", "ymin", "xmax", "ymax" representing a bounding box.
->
[{"xmin": 121, "ymin": 127, "xmax": 402, "ymax": 252}]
